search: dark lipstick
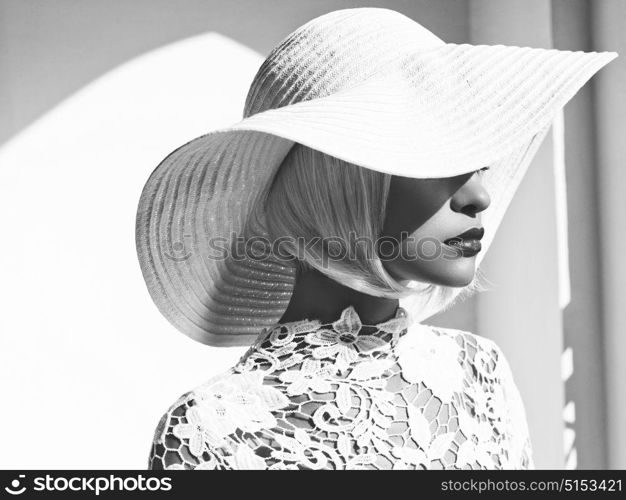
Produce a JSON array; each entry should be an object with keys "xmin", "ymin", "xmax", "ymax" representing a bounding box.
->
[{"xmin": 443, "ymin": 227, "xmax": 484, "ymax": 257}]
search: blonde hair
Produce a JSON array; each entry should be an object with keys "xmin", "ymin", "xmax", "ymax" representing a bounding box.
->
[{"xmin": 262, "ymin": 143, "xmax": 486, "ymax": 312}]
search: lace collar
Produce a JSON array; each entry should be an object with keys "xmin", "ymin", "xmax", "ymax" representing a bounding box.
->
[{"xmin": 237, "ymin": 305, "xmax": 411, "ymax": 370}]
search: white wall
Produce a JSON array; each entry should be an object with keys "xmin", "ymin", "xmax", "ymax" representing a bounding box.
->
[{"xmin": 0, "ymin": 33, "xmax": 261, "ymax": 469}]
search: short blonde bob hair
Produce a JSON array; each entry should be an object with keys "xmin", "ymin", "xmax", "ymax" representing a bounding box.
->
[{"xmin": 262, "ymin": 143, "xmax": 484, "ymax": 314}]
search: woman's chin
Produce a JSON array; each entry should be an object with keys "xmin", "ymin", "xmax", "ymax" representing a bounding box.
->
[
  {"xmin": 439, "ymin": 272, "xmax": 475, "ymax": 287},
  {"xmin": 429, "ymin": 258, "xmax": 478, "ymax": 287},
  {"xmin": 420, "ymin": 270, "xmax": 475, "ymax": 287},
  {"xmin": 384, "ymin": 257, "xmax": 477, "ymax": 287}
]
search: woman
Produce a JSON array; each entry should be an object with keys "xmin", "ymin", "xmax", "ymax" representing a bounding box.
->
[{"xmin": 136, "ymin": 8, "xmax": 616, "ymax": 469}]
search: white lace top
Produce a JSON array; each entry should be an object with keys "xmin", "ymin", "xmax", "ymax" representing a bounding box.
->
[{"xmin": 148, "ymin": 305, "xmax": 535, "ymax": 470}]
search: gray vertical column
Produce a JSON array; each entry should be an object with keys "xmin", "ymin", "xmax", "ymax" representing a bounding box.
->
[{"xmin": 590, "ymin": 0, "xmax": 626, "ymax": 470}]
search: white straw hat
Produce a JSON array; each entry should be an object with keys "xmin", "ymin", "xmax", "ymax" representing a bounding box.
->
[{"xmin": 135, "ymin": 7, "xmax": 617, "ymax": 346}]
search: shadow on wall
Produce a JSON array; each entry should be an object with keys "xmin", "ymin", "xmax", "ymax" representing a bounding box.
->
[{"xmin": 0, "ymin": 0, "xmax": 469, "ymax": 146}]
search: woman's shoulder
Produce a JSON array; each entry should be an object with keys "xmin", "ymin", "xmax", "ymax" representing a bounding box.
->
[
  {"xmin": 399, "ymin": 322, "xmax": 526, "ymax": 405},
  {"xmin": 403, "ymin": 321, "xmax": 508, "ymax": 367},
  {"xmin": 401, "ymin": 322, "xmax": 534, "ymax": 468},
  {"xmin": 429, "ymin": 325, "xmax": 520, "ymax": 385},
  {"xmin": 147, "ymin": 369, "xmax": 239, "ymax": 470}
]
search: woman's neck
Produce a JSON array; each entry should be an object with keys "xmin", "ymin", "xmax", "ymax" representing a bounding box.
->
[{"xmin": 278, "ymin": 266, "xmax": 400, "ymax": 326}]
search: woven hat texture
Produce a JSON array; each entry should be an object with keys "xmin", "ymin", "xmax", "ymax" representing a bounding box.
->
[{"xmin": 136, "ymin": 7, "xmax": 617, "ymax": 346}]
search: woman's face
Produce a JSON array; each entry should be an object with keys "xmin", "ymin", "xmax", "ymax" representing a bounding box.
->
[{"xmin": 380, "ymin": 168, "xmax": 491, "ymax": 287}]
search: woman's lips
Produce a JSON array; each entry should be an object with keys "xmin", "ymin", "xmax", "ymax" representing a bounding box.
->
[{"xmin": 443, "ymin": 227, "xmax": 484, "ymax": 257}]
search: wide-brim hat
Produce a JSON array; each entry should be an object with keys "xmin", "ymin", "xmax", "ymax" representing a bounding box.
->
[{"xmin": 135, "ymin": 7, "xmax": 617, "ymax": 346}]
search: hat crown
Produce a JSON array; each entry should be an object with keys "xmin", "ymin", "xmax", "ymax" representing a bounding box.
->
[{"xmin": 243, "ymin": 8, "xmax": 444, "ymax": 118}]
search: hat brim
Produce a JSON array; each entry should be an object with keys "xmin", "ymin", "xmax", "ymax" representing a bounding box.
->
[{"xmin": 136, "ymin": 43, "xmax": 617, "ymax": 346}]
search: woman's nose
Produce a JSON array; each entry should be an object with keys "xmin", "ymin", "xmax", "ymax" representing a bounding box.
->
[{"xmin": 450, "ymin": 173, "xmax": 491, "ymax": 217}]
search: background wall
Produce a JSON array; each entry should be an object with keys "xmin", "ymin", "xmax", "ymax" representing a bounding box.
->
[{"xmin": 0, "ymin": 0, "xmax": 623, "ymax": 469}]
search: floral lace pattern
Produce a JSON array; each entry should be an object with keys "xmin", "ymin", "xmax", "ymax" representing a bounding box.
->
[{"xmin": 148, "ymin": 306, "xmax": 535, "ymax": 470}]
